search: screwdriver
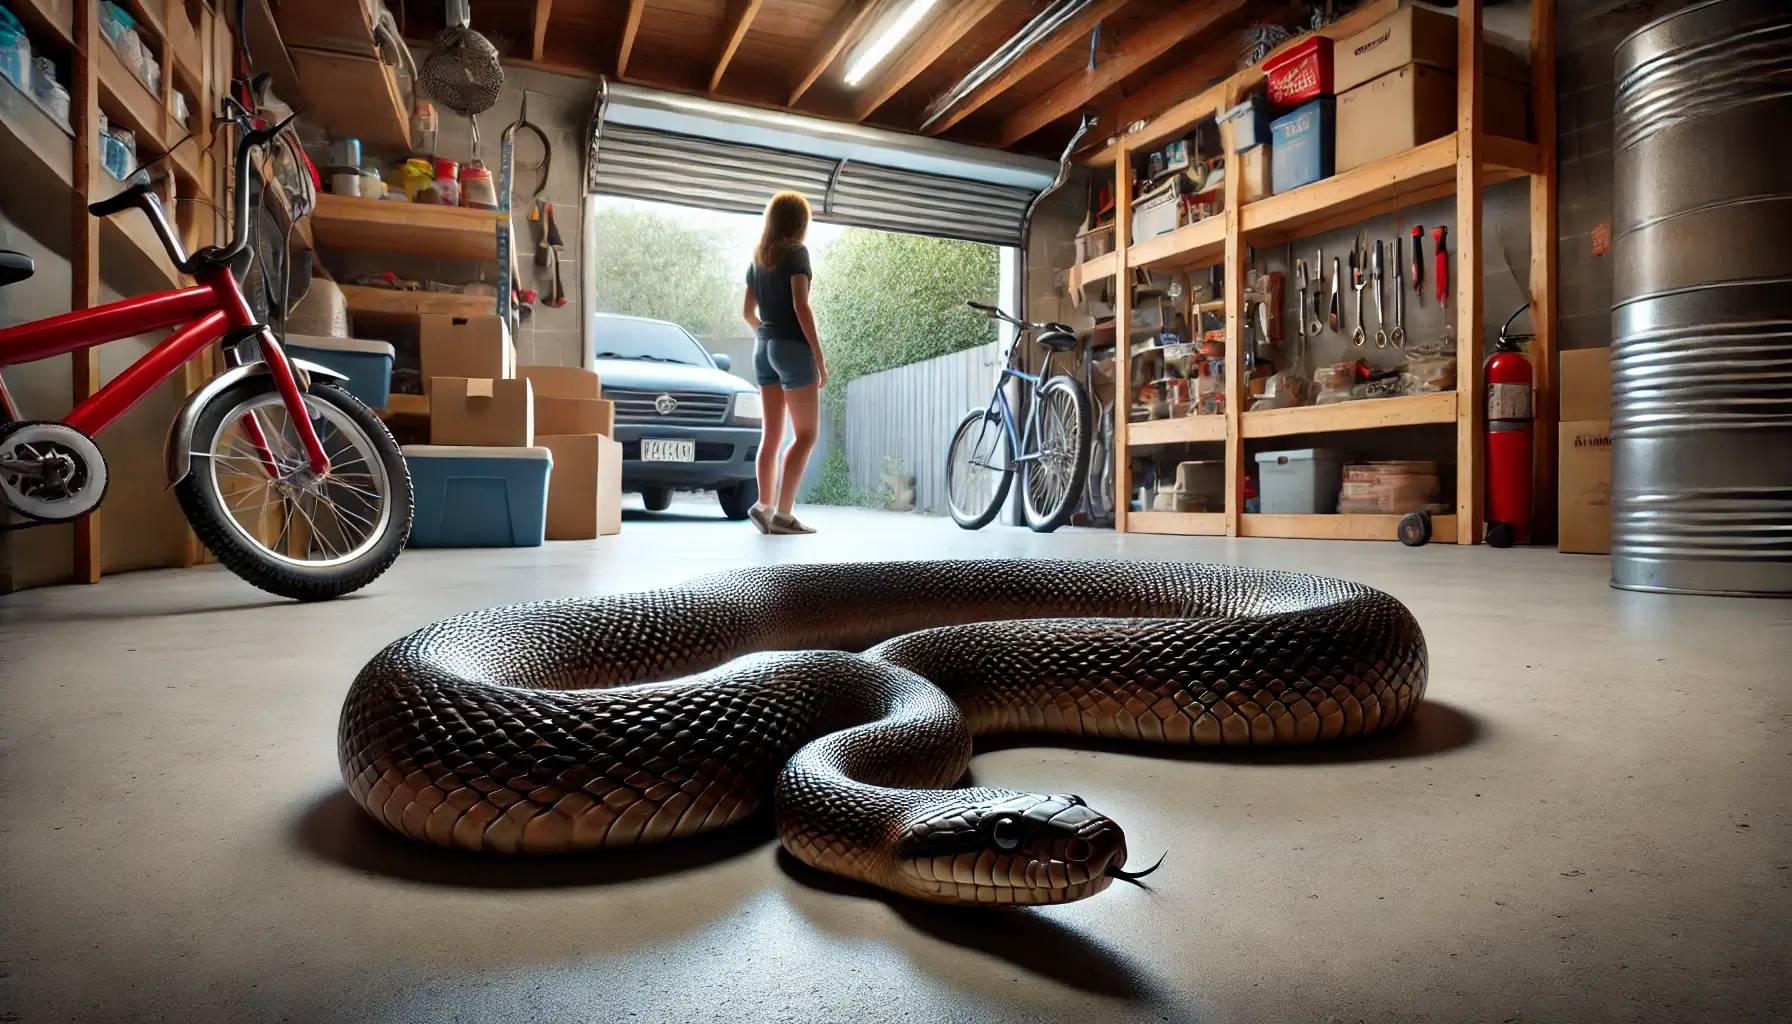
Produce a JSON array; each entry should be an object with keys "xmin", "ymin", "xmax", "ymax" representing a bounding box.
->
[
  {"xmin": 1410, "ymin": 224, "xmax": 1424, "ymax": 303},
  {"xmin": 1432, "ymin": 225, "xmax": 1449, "ymax": 309}
]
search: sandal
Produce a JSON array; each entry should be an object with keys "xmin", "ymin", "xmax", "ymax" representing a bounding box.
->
[{"xmin": 768, "ymin": 511, "xmax": 816, "ymax": 535}]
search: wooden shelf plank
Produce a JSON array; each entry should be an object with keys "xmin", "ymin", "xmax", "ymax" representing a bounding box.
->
[
  {"xmin": 287, "ymin": 48, "xmax": 410, "ymax": 153},
  {"xmin": 1127, "ymin": 215, "xmax": 1226, "ymax": 271},
  {"xmin": 1240, "ymin": 513, "xmax": 1459, "ymax": 543},
  {"xmin": 312, "ymin": 194, "xmax": 503, "ymax": 260},
  {"xmin": 273, "ymin": 1, "xmax": 380, "ymax": 56},
  {"xmin": 1127, "ymin": 415, "xmax": 1226, "ymax": 447},
  {"xmin": 1241, "ymin": 136, "xmax": 1458, "ymax": 240},
  {"xmin": 1127, "ymin": 511, "xmax": 1226, "ymax": 536},
  {"xmin": 1483, "ymin": 135, "xmax": 1541, "ymax": 177},
  {"xmin": 11, "ymin": 0, "xmax": 75, "ymax": 49},
  {"xmin": 342, "ymin": 285, "xmax": 498, "ymax": 318},
  {"xmin": 1241, "ymin": 392, "xmax": 1458, "ymax": 439},
  {"xmin": 1067, "ymin": 250, "xmax": 1118, "ymax": 291}
]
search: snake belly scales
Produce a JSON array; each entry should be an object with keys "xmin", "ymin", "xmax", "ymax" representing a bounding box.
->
[{"xmin": 340, "ymin": 560, "xmax": 1427, "ymax": 906}]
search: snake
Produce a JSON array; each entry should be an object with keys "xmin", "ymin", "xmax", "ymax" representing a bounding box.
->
[{"xmin": 339, "ymin": 560, "xmax": 1427, "ymax": 907}]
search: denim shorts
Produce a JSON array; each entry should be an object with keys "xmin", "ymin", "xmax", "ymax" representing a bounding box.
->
[{"xmin": 753, "ymin": 336, "xmax": 818, "ymax": 389}]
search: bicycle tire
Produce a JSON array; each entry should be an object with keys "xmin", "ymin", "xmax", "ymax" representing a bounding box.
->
[
  {"xmin": 176, "ymin": 380, "xmax": 412, "ymax": 601},
  {"xmin": 1083, "ymin": 399, "xmax": 1115, "ymax": 523},
  {"xmin": 945, "ymin": 407, "xmax": 1013, "ymax": 530},
  {"xmin": 1021, "ymin": 374, "xmax": 1092, "ymax": 533}
]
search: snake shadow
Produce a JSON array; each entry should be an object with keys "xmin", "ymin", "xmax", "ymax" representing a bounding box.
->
[
  {"xmin": 970, "ymin": 699, "xmax": 1482, "ymax": 765},
  {"xmin": 293, "ymin": 789, "xmax": 779, "ymax": 889},
  {"xmin": 776, "ymin": 849, "xmax": 1171, "ymax": 1003}
]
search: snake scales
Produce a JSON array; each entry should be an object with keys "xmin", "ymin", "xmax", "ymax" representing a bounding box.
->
[{"xmin": 339, "ymin": 560, "xmax": 1427, "ymax": 906}]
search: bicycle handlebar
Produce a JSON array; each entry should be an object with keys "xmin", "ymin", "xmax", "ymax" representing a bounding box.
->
[{"xmin": 86, "ymin": 101, "xmax": 298, "ymax": 278}]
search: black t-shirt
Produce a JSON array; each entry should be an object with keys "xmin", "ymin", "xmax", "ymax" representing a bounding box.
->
[{"xmin": 747, "ymin": 244, "xmax": 811, "ymax": 342}]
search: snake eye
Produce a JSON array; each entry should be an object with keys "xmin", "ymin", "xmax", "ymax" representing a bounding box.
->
[{"xmin": 989, "ymin": 815, "xmax": 1022, "ymax": 851}]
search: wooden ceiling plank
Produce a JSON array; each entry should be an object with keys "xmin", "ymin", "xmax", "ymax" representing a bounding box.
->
[
  {"xmin": 617, "ymin": 0, "xmax": 647, "ymax": 78},
  {"xmin": 850, "ymin": 0, "xmax": 1004, "ymax": 122},
  {"xmin": 995, "ymin": 0, "xmax": 1250, "ymax": 148},
  {"xmin": 532, "ymin": 0, "xmax": 553, "ymax": 63},
  {"xmin": 789, "ymin": 0, "xmax": 882, "ymax": 107},
  {"xmin": 1087, "ymin": 32, "xmax": 1241, "ymax": 147},
  {"xmin": 925, "ymin": 0, "xmax": 1135, "ymax": 136},
  {"xmin": 709, "ymin": 0, "xmax": 768, "ymax": 93}
]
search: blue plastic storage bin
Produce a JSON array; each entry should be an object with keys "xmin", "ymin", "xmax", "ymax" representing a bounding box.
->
[
  {"xmin": 1218, "ymin": 93, "xmax": 1271, "ymax": 152},
  {"xmin": 285, "ymin": 334, "xmax": 394, "ymax": 410},
  {"xmin": 1269, "ymin": 97, "xmax": 1335, "ymax": 194},
  {"xmin": 403, "ymin": 445, "xmax": 552, "ymax": 548}
]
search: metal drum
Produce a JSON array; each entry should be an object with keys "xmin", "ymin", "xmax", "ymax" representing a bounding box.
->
[{"xmin": 1610, "ymin": 0, "xmax": 1792, "ymax": 596}]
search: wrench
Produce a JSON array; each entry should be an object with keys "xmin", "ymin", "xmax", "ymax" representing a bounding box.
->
[
  {"xmin": 1312, "ymin": 248, "xmax": 1325, "ymax": 335},
  {"xmin": 1391, "ymin": 236, "xmax": 1406, "ymax": 348},
  {"xmin": 1328, "ymin": 255, "xmax": 1342, "ymax": 333},
  {"xmin": 1371, "ymin": 238, "xmax": 1387, "ymax": 348},
  {"xmin": 1350, "ymin": 238, "xmax": 1367, "ymax": 346}
]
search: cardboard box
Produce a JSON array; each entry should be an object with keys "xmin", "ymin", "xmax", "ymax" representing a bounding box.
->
[
  {"xmin": 537, "ymin": 433, "xmax": 623, "ymax": 539},
  {"xmin": 1336, "ymin": 64, "xmax": 1529, "ymax": 172},
  {"xmin": 1560, "ymin": 347, "xmax": 1612, "ymax": 421},
  {"xmin": 1334, "ymin": 4, "xmax": 1531, "ymax": 94},
  {"xmin": 421, "ymin": 315, "xmax": 514, "ymax": 395},
  {"xmin": 1239, "ymin": 144, "xmax": 1272, "ymax": 203},
  {"xmin": 1559, "ymin": 420, "xmax": 1612, "ymax": 554},
  {"xmin": 429, "ymin": 377, "xmax": 534, "ymax": 447},
  {"xmin": 520, "ymin": 365, "xmax": 615, "ymax": 437}
]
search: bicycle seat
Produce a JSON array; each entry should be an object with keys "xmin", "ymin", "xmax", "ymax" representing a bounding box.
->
[
  {"xmin": 1035, "ymin": 323, "xmax": 1077, "ymax": 352},
  {"xmin": 88, "ymin": 181, "xmax": 153, "ymax": 219},
  {"xmin": 0, "ymin": 250, "xmax": 33, "ymax": 288}
]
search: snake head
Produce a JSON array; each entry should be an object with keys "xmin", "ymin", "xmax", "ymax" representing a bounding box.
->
[{"xmin": 888, "ymin": 793, "xmax": 1127, "ymax": 907}]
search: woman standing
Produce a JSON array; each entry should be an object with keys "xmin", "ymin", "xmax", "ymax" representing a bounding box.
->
[{"xmin": 742, "ymin": 191, "xmax": 827, "ymax": 535}]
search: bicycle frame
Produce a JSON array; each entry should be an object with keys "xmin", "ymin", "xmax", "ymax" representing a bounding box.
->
[
  {"xmin": 0, "ymin": 266, "xmax": 330, "ymax": 477},
  {"xmin": 971, "ymin": 332, "xmax": 1065, "ymax": 471}
]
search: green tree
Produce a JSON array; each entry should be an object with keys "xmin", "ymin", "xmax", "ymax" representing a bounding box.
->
[
  {"xmin": 809, "ymin": 229, "xmax": 999, "ymax": 394},
  {"xmin": 588, "ymin": 203, "xmax": 751, "ymax": 339}
]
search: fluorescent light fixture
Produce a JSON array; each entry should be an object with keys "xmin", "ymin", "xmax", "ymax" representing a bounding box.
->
[{"xmin": 844, "ymin": 0, "xmax": 942, "ymax": 87}]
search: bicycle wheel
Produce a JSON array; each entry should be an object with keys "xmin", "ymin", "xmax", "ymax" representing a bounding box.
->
[
  {"xmin": 944, "ymin": 407, "xmax": 1013, "ymax": 530},
  {"xmin": 175, "ymin": 379, "xmax": 412, "ymax": 601},
  {"xmin": 1083, "ymin": 399, "xmax": 1115, "ymax": 523},
  {"xmin": 1021, "ymin": 374, "xmax": 1092, "ymax": 533}
]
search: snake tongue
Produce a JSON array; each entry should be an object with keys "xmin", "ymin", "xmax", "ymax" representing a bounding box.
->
[{"xmin": 1106, "ymin": 852, "xmax": 1166, "ymax": 885}]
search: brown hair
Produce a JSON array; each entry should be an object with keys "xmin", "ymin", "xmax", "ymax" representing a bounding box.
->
[{"xmin": 754, "ymin": 191, "xmax": 811, "ymax": 271}]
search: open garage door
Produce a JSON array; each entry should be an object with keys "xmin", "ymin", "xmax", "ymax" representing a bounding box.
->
[{"xmin": 586, "ymin": 82, "xmax": 1053, "ymax": 248}]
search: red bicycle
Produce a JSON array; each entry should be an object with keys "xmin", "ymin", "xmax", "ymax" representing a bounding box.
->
[{"xmin": 0, "ymin": 99, "xmax": 412, "ymax": 600}]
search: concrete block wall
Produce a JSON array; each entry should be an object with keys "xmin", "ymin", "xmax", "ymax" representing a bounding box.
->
[{"xmin": 324, "ymin": 58, "xmax": 596, "ymax": 369}]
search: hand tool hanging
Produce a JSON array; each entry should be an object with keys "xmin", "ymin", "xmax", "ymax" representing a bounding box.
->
[
  {"xmin": 503, "ymin": 95, "xmax": 554, "ymax": 322},
  {"xmin": 1328, "ymin": 254, "xmax": 1342, "ymax": 333},
  {"xmin": 1350, "ymin": 235, "xmax": 1368, "ymax": 346},
  {"xmin": 1311, "ymin": 248, "xmax": 1324, "ymax": 336},
  {"xmin": 1410, "ymin": 225, "xmax": 1424, "ymax": 306},
  {"xmin": 1371, "ymin": 239, "xmax": 1387, "ymax": 348},
  {"xmin": 1391, "ymin": 236, "xmax": 1405, "ymax": 348},
  {"xmin": 1432, "ymin": 225, "xmax": 1449, "ymax": 308}
]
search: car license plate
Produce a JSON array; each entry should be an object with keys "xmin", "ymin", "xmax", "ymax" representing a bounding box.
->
[{"xmin": 641, "ymin": 438, "xmax": 695, "ymax": 462}]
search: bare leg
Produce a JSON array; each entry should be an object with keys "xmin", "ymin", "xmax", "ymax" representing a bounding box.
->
[
  {"xmin": 756, "ymin": 384, "xmax": 786, "ymax": 508},
  {"xmin": 776, "ymin": 383, "xmax": 819, "ymax": 516}
]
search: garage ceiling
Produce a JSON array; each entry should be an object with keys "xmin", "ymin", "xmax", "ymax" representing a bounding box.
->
[{"xmin": 392, "ymin": 0, "xmax": 1268, "ymax": 155}]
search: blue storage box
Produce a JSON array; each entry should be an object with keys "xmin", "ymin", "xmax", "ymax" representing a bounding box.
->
[
  {"xmin": 286, "ymin": 334, "xmax": 395, "ymax": 410},
  {"xmin": 1269, "ymin": 97, "xmax": 1335, "ymax": 195},
  {"xmin": 1217, "ymin": 93, "xmax": 1271, "ymax": 152},
  {"xmin": 403, "ymin": 445, "xmax": 552, "ymax": 548}
]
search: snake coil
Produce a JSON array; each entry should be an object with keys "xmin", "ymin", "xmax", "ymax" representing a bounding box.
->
[{"xmin": 339, "ymin": 560, "xmax": 1427, "ymax": 906}]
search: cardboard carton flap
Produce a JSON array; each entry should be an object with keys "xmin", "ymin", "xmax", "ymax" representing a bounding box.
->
[
  {"xmin": 466, "ymin": 378, "xmax": 495, "ymax": 399},
  {"xmin": 520, "ymin": 365, "xmax": 602, "ymax": 400}
]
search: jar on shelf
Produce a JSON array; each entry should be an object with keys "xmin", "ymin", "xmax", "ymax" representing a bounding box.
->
[
  {"xmin": 459, "ymin": 161, "xmax": 496, "ymax": 209},
  {"xmin": 431, "ymin": 158, "xmax": 460, "ymax": 206},
  {"xmin": 394, "ymin": 158, "xmax": 434, "ymax": 201},
  {"xmin": 410, "ymin": 101, "xmax": 437, "ymax": 157}
]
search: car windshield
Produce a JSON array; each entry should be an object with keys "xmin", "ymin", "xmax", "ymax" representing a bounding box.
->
[{"xmin": 591, "ymin": 317, "xmax": 713, "ymax": 367}]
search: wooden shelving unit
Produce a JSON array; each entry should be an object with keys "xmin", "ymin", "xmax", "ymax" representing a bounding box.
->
[
  {"xmin": 312, "ymin": 194, "xmax": 503, "ymax": 260},
  {"xmin": 0, "ymin": 0, "xmax": 231, "ymax": 584},
  {"xmin": 1094, "ymin": 0, "xmax": 1555, "ymax": 545}
]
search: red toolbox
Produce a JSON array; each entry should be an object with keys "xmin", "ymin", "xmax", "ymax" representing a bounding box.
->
[{"xmin": 1264, "ymin": 35, "xmax": 1334, "ymax": 108}]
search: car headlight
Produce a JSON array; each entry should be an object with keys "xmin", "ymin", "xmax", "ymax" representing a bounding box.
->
[{"xmin": 733, "ymin": 391, "xmax": 763, "ymax": 425}]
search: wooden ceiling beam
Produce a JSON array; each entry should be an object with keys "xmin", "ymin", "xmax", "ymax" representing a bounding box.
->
[
  {"xmin": 617, "ymin": 0, "xmax": 647, "ymax": 79},
  {"xmin": 1089, "ymin": 31, "xmax": 1242, "ymax": 146},
  {"xmin": 531, "ymin": 0, "xmax": 552, "ymax": 63},
  {"xmin": 850, "ymin": 0, "xmax": 1004, "ymax": 123},
  {"xmin": 789, "ymin": 0, "xmax": 882, "ymax": 107},
  {"xmin": 994, "ymin": 0, "xmax": 1250, "ymax": 148},
  {"xmin": 709, "ymin": 0, "xmax": 766, "ymax": 93},
  {"xmin": 924, "ymin": 0, "xmax": 1135, "ymax": 136}
]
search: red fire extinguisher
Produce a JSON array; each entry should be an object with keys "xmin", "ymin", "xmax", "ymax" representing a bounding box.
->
[{"xmin": 1484, "ymin": 305, "xmax": 1534, "ymax": 548}]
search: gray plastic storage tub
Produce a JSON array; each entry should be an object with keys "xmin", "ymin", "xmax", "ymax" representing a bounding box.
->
[{"xmin": 1255, "ymin": 448, "xmax": 1344, "ymax": 514}]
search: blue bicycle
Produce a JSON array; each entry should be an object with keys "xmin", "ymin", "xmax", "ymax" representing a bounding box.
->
[{"xmin": 946, "ymin": 302, "xmax": 1092, "ymax": 532}]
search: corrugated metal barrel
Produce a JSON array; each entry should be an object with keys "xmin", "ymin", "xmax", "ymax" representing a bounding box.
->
[{"xmin": 1610, "ymin": 0, "xmax": 1792, "ymax": 595}]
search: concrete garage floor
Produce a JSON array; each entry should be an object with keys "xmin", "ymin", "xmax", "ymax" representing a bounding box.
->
[{"xmin": 1, "ymin": 500, "xmax": 1787, "ymax": 1024}]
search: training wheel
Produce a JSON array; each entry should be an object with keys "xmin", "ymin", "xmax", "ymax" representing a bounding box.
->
[{"xmin": 1397, "ymin": 511, "xmax": 1432, "ymax": 547}]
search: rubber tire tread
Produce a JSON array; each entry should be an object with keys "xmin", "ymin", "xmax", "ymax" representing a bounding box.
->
[
  {"xmin": 175, "ymin": 381, "xmax": 412, "ymax": 602},
  {"xmin": 717, "ymin": 481, "xmax": 758, "ymax": 520},
  {"xmin": 1022, "ymin": 374, "xmax": 1092, "ymax": 533},
  {"xmin": 946, "ymin": 408, "xmax": 1014, "ymax": 530}
]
